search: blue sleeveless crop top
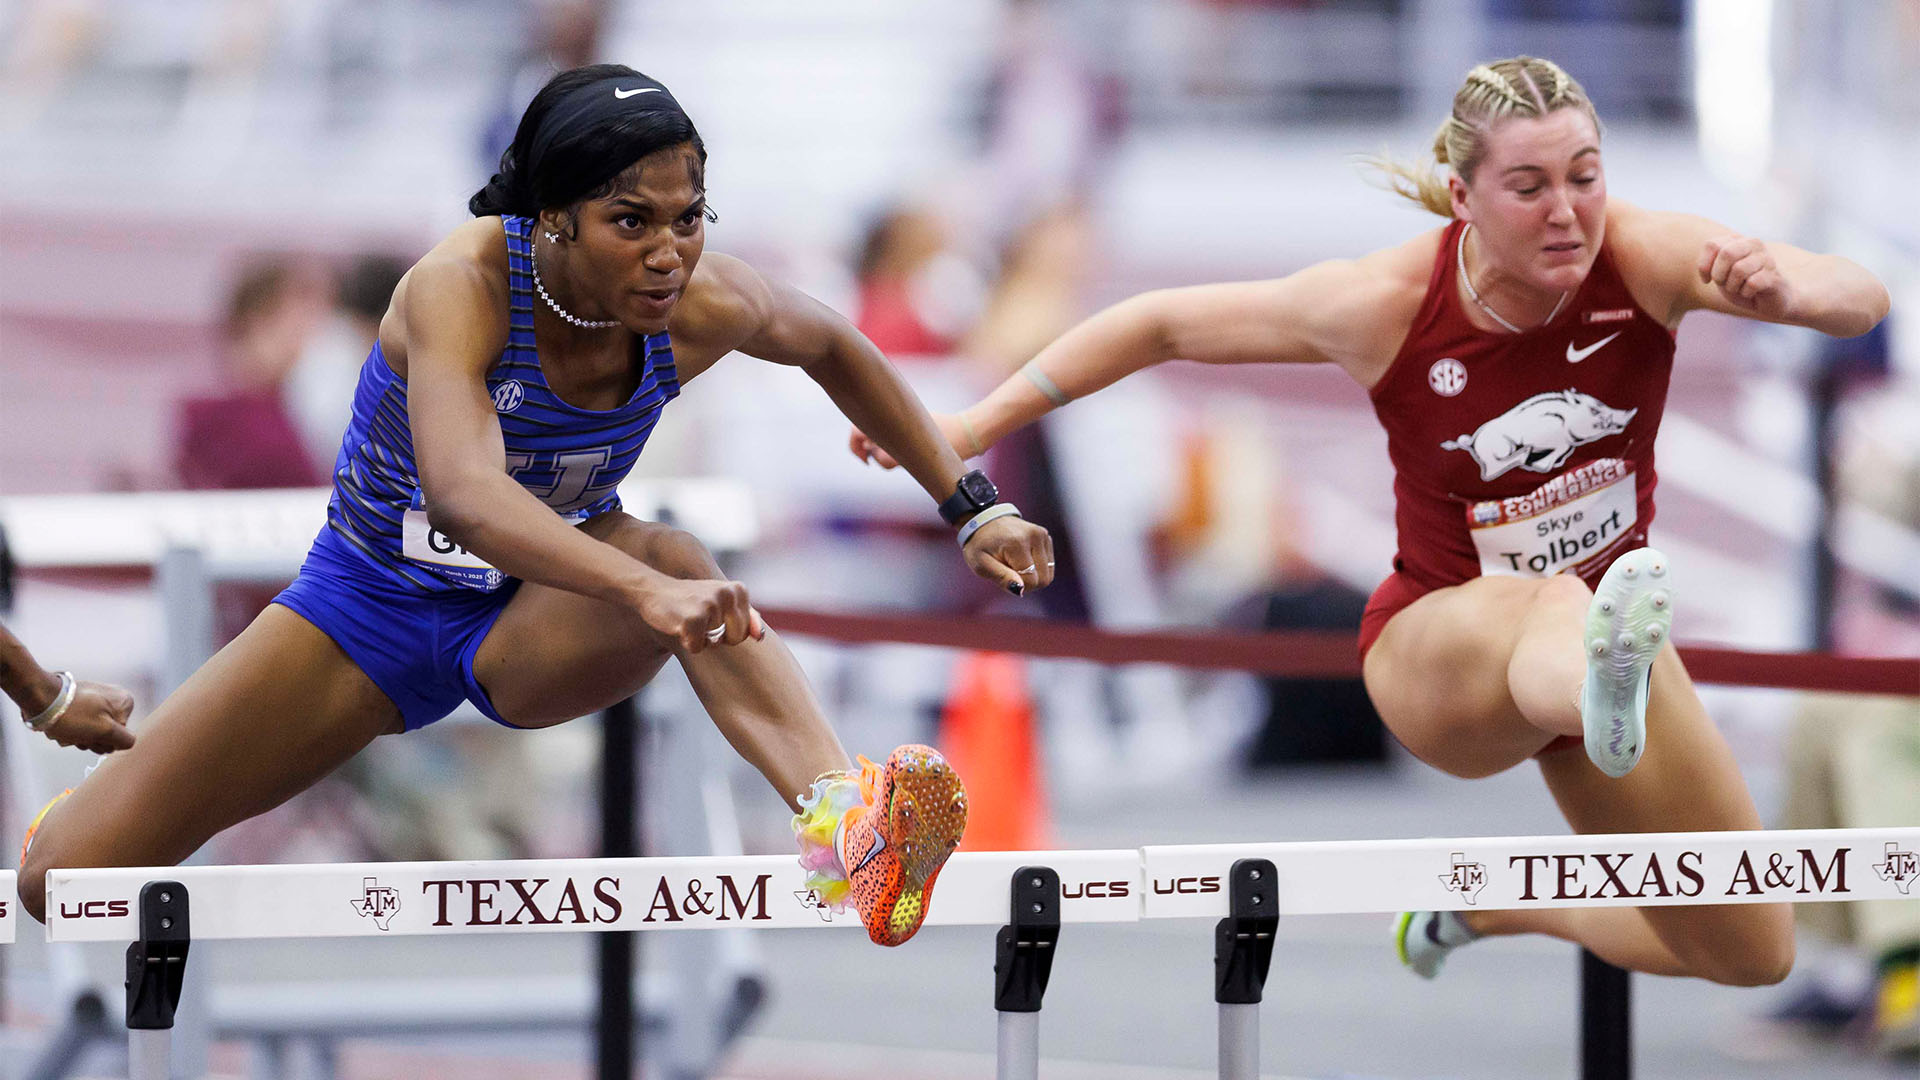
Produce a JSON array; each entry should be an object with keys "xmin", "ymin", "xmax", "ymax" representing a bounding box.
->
[{"xmin": 315, "ymin": 215, "xmax": 680, "ymax": 593}]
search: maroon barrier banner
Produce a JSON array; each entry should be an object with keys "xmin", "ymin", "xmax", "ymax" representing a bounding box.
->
[{"xmin": 756, "ymin": 608, "xmax": 1919, "ymax": 696}]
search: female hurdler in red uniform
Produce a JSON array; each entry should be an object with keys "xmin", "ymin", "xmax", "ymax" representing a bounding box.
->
[{"xmin": 855, "ymin": 56, "xmax": 1889, "ymax": 987}]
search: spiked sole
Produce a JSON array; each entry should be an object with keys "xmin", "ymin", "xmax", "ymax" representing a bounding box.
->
[
  {"xmin": 1581, "ymin": 548, "xmax": 1673, "ymax": 778},
  {"xmin": 849, "ymin": 745, "xmax": 968, "ymax": 946}
]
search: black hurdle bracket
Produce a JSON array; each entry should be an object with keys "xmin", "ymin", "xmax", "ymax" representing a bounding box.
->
[
  {"xmin": 1214, "ymin": 858, "xmax": 1278, "ymax": 1004},
  {"xmin": 125, "ymin": 881, "xmax": 191, "ymax": 1031},
  {"xmin": 125, "ymin": 881, "xmax": 191, "ymax": 1080},
  {"xmin": 1214, "ymin": 858, "xmax": 1278, "ymax": 1080},
  {"xmin": 995, "ymin": 866, "xmax": 1060, "ymax": 1013}
]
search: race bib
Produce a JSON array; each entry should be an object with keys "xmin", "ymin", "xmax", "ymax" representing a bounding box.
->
[
  {"xmin": 402, "ymin": 509, "xmax": 494, "ymax": 570},
  {"xmin": 1467, "ymin": 458, "xmax": 1637, "ymax": 578}
]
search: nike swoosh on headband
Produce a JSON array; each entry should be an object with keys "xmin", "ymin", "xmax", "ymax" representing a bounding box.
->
[
  {"xmin": 1566, "ymin": 332, "xmax": 1622, "ymax": 364},
  {"xmin": 613, "ymin": 87, "xmax": 662, "ymax": 99}
]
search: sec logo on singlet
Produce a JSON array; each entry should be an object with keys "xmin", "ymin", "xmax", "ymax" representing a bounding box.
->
[
  {"xmin": 492, "ymin": 380, "xmax": 525, "ymax": 413},
  {"xmin": 1428, "ymin": 358, "xmax": 1467, "ymax": 397}
]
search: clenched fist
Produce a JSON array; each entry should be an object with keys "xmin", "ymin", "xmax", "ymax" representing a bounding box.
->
[
  {"xmin": 635, "ymin": 577, "xmax": 766, "ymax": 652},
  {"xmin": 963, "ymin": 514, "xmax": 1055, "ymax": 597},
  {"xmin": 1699, "ymin": 235, "xmax": 1794, "ymax": 321},
  {"xmin": 41, "ymin": 678, "xmax": 138, "ymax": 755}
]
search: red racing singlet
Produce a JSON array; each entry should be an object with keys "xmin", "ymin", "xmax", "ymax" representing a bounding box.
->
[{"xmin": 1367, "ymin": 219, "xmax": 1676, "ymax": 598}]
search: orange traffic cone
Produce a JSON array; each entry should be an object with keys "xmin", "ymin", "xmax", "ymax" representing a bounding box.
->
[{"xmin": 939, "ymin": 650, "xmax": 1049, "ymax": 851}]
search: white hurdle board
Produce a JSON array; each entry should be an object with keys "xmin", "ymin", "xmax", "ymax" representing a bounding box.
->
[
  {"xmin": 45, "ymin": 850, "xmax": 1140, "ymax": 943},
  {"xmin": 0, "ymin": 479, "xmax": 758, "ymax": 571},
  {"xmin": 1142, "ymin": 827, "xmax": 1920, "ymax": 919},
  {"xmin": 36, "ymin": 828, "xmax": 1919, "ymax": 944}
]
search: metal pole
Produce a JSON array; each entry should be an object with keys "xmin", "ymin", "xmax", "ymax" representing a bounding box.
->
[
  {"xmin": 1579, "ymin": 949, "xmax": 1631, "ymax": 1080},
  {"xmin": 1217, "ymin": 1003, "xmax": 1261, "ymax": 1080},
  {"xmin": 996, "ymin": 1012, "xmax": 1041, "ymax": 1080},
  {"xmin": 129, "ymin": 1030, "xmax": 173, "ymax": 1080},
  {"xmin": 598, "ymin": 696, "xmax": 640, "ymax": 1080}
]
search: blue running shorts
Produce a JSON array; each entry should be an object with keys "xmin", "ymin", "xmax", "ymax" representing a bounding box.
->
[{"xmin": 272, "ymin": 531, "xmax": 519, "ymax": 731}]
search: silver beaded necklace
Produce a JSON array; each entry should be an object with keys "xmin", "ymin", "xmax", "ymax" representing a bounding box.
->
[
  {"xmin": 533, "ymin": 234, "xmax": 620, "ymax": 330},
  {"xmin": 1456, "ymin": 224, "xmax": 1567, "ymax": 334}
]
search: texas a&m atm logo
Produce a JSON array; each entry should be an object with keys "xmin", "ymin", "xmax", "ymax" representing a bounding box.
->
[
  {"xmin": 1877, "ymin": 843, "xmax": 1917, "ymax": 895},
  {"xmin": 1439, "ymin": 852, "xmax": 1487, "ymax": 904},
  {"xmin": 351, "ymin": 877, "xmax": 401, "ymax": 930}
]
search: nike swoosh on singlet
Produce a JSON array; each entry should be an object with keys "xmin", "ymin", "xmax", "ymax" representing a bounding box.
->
[
  {"xmin": 613, "ymin": 87, "xmax": 662, "ymax": 99},
  {"xmin": 851, "ymin": 825, "xmax": 887, "ymax": 876},
  {"xmin": 1565, "ymin": 332, "xmax": 1622, "ymax": 364}
]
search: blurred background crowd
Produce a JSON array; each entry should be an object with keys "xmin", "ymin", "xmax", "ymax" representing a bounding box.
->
[{"xmin": 1, "ymin": 0, "xmax": 1916, "ymax": 1074}]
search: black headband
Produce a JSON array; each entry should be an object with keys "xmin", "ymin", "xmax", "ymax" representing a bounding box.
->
[{"xmin": 527, "ymin": 73, "xmax": 691, "ymax": 178}]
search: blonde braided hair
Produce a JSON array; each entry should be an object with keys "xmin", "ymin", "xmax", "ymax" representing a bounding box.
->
[{"xmin": 1367, "ymin": 56, "xmax": 1601, "ymax": 218}]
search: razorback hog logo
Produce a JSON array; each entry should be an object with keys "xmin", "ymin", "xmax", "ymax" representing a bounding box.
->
[{"xmin": 1443, "ymin": 390, "xmax": 1636, "ymax": 481}]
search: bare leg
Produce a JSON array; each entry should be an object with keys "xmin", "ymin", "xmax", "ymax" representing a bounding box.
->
[
  {"xmin": 1465, "ymin": 907, "xmax": 1692, "ymax": 976},
  {"xmin": 1365, "ymin": 575, "xmax": 1793, "ymax": 986},
  {"xmin": 473, "ymin": 513, "xmax": 849, "ymax": 811},
  {"xmin": 19, "ymin": 605, "xmax": 401, "ymax": 921},
  {"xmin": 1504, "ymin": 574, "xmax": 1590, "ymax": 737},
  {"xmin": 1532, "ymin": 645, "xmax": 1794, "ymax": 985}
]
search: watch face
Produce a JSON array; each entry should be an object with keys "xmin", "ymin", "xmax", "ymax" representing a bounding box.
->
[{"xmin": 960, "ymin": 471, "xmax": 998, "ymax": 507}]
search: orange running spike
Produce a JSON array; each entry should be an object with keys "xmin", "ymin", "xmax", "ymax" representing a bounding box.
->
[{"xmin": 836, "ymin": 744, "xmax": 968, "ymax": 946}]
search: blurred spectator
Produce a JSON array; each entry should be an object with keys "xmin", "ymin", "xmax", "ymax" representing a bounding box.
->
[
  {"xmin": 851, "ymin": 207, "xmax": 984, "ymax": 359},
  {"xmin": 287, "ymin": 253, "xmax": 409, "ymax": 470},
  {"xmin": 478, "ymin": 0, "xmax": 610, "ymax": 172},
  {"xmin": 0, "ymin": 0, "xmax": 104, "ymax": 134},
  {"xmin": 173, "ymin": 257, "xmax": 331, "ymax": 490},
  {"xmin": 976, "ymin": 0, "xmax": 1124, "ymax": 240}
]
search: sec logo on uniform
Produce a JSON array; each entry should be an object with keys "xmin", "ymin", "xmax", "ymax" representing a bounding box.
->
[{"xmin": 1428, "ymin": 357, "xmax": 1468, "ymax": 397}]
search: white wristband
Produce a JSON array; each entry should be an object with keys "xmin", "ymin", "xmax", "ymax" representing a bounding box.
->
[
  {"xmin": 957, "ymin": 503, "xmax": 1022, "ymax": 549},
  {"xmin": 24, "ymin": 670, "xmax": 76, "ymax": 732}
]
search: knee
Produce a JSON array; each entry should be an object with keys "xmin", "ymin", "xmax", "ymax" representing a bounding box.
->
[
  {"xmin": 1532, "ymin": 572, "xmax": 1592, "ymax": 613},
  {"xmin": 18, "ymin": 844, "xmax": 52, "ymax": 924},
  {"xmin": 600, "ymin": 516, "xmax": 722, "ymax": 580}
]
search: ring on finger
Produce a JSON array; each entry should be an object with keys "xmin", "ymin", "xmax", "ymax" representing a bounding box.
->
[
  {"xmin": 705, "ymin": 624, "xmax": 726, "ymax": 643},
  {"xmin": 1018, "ymin": 564, "xmax": 1037, "ymax": 577}
]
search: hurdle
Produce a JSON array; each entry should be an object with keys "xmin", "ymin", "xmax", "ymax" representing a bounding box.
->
[
  {"xmin": 34, "ymin": 826, "xmax": 1919, "ymax": 1079},
  {"xmin": 0, "ymin": 483, "xmax": 764, "ymax": 1079}
]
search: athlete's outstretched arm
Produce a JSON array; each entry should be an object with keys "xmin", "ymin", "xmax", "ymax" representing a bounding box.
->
[
  {"xmin": 855, "ymin": 257, "xmax": 1387, "ymax": 465},
  {"xmin": 1610, "ymin": 203, "xmax": 1890, "ymax": 338},
  {"xmin": 680, "ymin": 253, "xmax": 1052, "ymax": 594},
  {"xmin": 403, "ymin": 257, "xmax": 758, "ymax": 652}
]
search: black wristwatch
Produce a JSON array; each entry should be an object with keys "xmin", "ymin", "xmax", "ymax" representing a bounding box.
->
[{"xmin": 938, "ymin": 469, "xmax": 1000, "ymax": 526}]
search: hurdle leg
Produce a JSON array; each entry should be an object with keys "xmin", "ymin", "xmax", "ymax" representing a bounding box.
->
[
  {"xmin": 1214, "ymin": 859, "xmax": 1277, "ymax": 1080},
  {"xmin": 125, "ymin": 881, "xmax": 190, "ymax": 1080},
  {"xmin": 994, "ymin": 866, "xmax": 1060, "ymax": 1080},
  {"xmin": 598, "ymin": 696, "xmax": 642, "ymax": 1080},
  {"xmin": 1580, "ymin": 949, "xmax": 1632, "ymax": 1080}
]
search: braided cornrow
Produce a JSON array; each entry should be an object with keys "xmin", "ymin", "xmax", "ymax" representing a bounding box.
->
[{"xmin": 1365, "ymin": 56, "xmax": 1600, "ymax": 218}]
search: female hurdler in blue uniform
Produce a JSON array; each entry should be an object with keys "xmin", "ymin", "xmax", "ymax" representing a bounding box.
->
[{"xmin": 20, "ymin": 65, "xmax": 1053, "ymax": 947}]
